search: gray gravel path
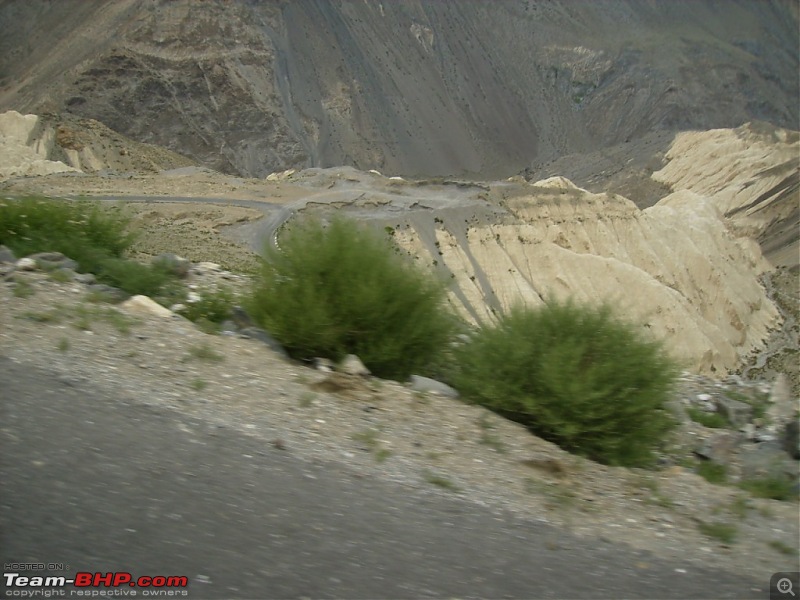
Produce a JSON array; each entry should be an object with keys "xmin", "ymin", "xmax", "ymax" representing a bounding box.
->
[{"xmin": 0, "ymin": 356, "xmax": 766, "ymax": 599}]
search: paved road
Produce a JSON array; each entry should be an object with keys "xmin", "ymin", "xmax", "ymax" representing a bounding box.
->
[{"xmin": 1, "ymin": 356, "xmax": 766, "ymax": 599}]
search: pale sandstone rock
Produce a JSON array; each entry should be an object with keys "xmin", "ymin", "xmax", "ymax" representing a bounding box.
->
[{"xmin": 120, "ymin": 295, "xmax": 175, "ymax": 318}]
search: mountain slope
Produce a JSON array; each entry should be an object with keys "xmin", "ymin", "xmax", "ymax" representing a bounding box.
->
[{"xmin": 1, "ymin": 0, "xmax": 797, "ymax": 178}]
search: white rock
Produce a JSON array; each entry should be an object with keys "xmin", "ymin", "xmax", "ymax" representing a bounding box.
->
[
  {"xmin": 120, "ymin": 295, "xmax": 175, "ymax": 318},
  {"xmin": 15, "ymin": 257, "xmax": 37, "ymax": 270},
  {"xmin": 186, "ymin": 291, "xmax": 202, "ymax": 303},
  {"xmin": 338, "ymin": 354, "xmax": 370, "ymax": 376}
]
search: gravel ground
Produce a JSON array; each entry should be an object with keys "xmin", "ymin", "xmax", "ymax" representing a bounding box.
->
[{"xmin": 2, "ymin": 268, "xmax": 798, "ymax": 584}]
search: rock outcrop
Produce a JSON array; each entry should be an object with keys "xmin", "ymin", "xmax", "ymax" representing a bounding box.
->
[{"xmin": 393, "ymin": 179, "xmax": 779, "ymax": 376}]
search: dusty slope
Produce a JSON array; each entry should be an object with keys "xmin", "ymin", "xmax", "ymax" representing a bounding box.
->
[{"xmin": 0, "ymin": 0, "xmax": 797, "ymax": 178}]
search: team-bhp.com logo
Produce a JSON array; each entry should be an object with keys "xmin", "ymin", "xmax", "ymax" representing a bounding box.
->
[{"xmin": 4, "ymin": 571, "xmax": 188, "ymax": 596}]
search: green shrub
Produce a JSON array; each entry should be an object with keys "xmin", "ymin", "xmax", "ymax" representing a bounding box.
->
[
  {"xmin": 177, "ymin": 286, "xmax": 236, "ymax": 330},
  {"xmin": 0, "ymin": 197, "xmax": 179, "ymax": 297},
  {"xmin": 687, "ymin": 407, "xmax": 729, "ymax": 428},
  {"xmin": 0, "ymin": 197, "xmax": 133, "ymax": 270},
  {"xmin": 740, "ymin": 476, "xmax": 798, "ymax": 501},
  {"xmin": 449, "ymin": 300, "xmax": 679, "ymax": 467},
  {"xmin": 246, "ymin": 216, "xmax": 457, "ymax": 379},
  {"xmin": 696, "ymin": 461, "xmax": 728, "ymax": 484},
  {"xmin": 96, "ymin": 258, "xmax": 175, "ymax": 297}
]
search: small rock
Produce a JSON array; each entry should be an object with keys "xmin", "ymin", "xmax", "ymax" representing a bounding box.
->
[
  {"xmin": 73, "ymin": 272, "xmax": 96, "ymax": 285},
  {"xmin": 409, "ymin": 375, "xmax": 459, "ymax": 398},
  {"xmin": 15, "ymin": 257, "xmax": 37, "ymax": 271},
  {"xmin": 715, "ymin": 396, "xmax": 752, "ymax": 427},
  {"xmin": 0, "ymin": 245, "xmax": 16, "ymax": 263},
  {"xmin": 186, "ymin": 291, "xmax": 202, "ymax": 303},
  {"xmin": 314, "ymin": 357, "xmax": 335, "ymax": 372},
  {"xmin": 339, "ymin": 354, "xmax": 370, "ymax": 377},
  {"xmin": 694, "ymin": 431, "xmax": 742, "ymax": 463},
  {"xmin": 120, "ymin": 295, "xmax": 175, "ymax": 318},
  {"xmin": 153, "ymin": 253, "xmax": 191, "ymax": 278}
]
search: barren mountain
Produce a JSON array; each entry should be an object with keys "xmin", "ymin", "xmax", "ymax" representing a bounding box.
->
[{"xmin": 1, "ymin": 0, "xmax": 797, "ymax": 178}]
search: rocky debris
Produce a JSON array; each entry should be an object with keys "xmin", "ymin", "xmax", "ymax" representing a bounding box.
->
[
  {"xmin": 675, "ymin": 372, "xmax": 799, "ymax": 487},
  {"xmin": 409, "ymin": 375, "xmax": 459, "ymax": 398}
]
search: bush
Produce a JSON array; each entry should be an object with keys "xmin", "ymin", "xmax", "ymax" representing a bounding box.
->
[
  {"xmin": 0, "ymin": 197, "xmax": 133, "ymax": 269},
  {"xmin": 450, "ymin": 300, "xmax": 679, "ymax": 467},
  {"xmin": 0, "ymin": 196, "xmax": 179, "ymax": 297},
  {"xmin": 176, "ymin": 286, "xmax": 237, "ymax": 333},
  {"xmin": 246, "ymin": 216, "xmax": 457, "ymax": 379}
]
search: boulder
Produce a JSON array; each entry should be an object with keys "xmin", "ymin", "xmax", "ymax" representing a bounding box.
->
[
  {"xmin": 339, "ymin": 354, "xmax": 370, "ymax": 377},
  {"xmin": 409, "ymin": 375, "xmax": 459, "ymax": 398},
  {"xmin": 15, "ymin": 257, "xmax": 37, "ymax": 271},
  {"xmin": 120, "ymin": 295, "xmax": 175, "ymax": 318},
  {"xmin": 29, "ymin": 251, "xmax": 78, "ymax": 271}
]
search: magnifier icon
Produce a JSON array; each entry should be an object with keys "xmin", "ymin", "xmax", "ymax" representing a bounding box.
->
[{"xmin": 778, "ymin": 578, "xmax": 796, "ymax": 596}]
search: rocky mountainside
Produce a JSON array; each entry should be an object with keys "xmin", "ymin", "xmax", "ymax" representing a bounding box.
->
[{"xmin": 1, "ymin": 0, "xmax": 797, "ymax": 179}]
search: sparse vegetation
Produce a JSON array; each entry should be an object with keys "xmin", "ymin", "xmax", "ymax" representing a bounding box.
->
[
  {"xmin": 450, "ymin": 299, "xmax": 679, "ymax": 467},
  {"xmin": 185, "ymin": 342, "xmax": 225, "ymax": 363},
  {"xmin": 739, "ymin": 476, "xmax": 798, "ymax": 501},
  {"xmin": 422, "ymin": 470, "xmax": 460, "ymax": 491},
  {"xmin": 767, "ymin": 540, "xmax": 796, "ymax": 556},
  {"xmin": 175, "ymin": 286, "xmax": 236, "ymax": 334},
  {"xmin": 190, "ymin": 378, "xmax": 207, "ymax": 392},
  {"xmin": 696, "ymin": 461, "xmax": 728, "ymax": 484},
  {"xmin": 57, "ymin": 338, "xmax": 70, "ymax": 352},
  {"xmin": 247, "ymin": 216, "xmax": 458, "ymax": 380},
  {"xmin": 12, "ymin": 279, "xmax": 34, "ymax": 298},
  {"xmin": 687, "ymin": 407, "xmax": 729, "ymax": 429},
  {"xmin": 697, "ymin": 520, "xmax": 738, "ymax": 544},
  {"xmin": 0, "ymin": 196, "xmax": 181, "ymax": 297}
]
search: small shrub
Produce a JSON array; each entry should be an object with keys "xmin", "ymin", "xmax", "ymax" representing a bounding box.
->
[
  {"xmin": 48, "ymin": 269, "xmax": 73, "ymax": 283},
  {"xmin": 696, "ymin": 461, "xmax": 728, "ymax": 484},
  {"xmin": 767, "ymin": 540, "xmax": 796, "ymax": 556},
  {"xmin": 246, "ymin": 216, "xmax": 457, "ymax": 380},
  {"xmin": 687, "ymin": 407, "xmax": 729, "ymax": 429},
  {"xmin": 422, "ymin": 470, "xmax": 460, "ymax": 492},
  {"xmin": 190, "ymin": 378, "xmax": 207, "ymax": 392},
  {"xmin": 450, "ymin": 300, "xmax": 679, "ymax": 467},
  {"xmin": 13, "ymin": 279, "xmax": 34, "ymax": 298},
  {"xmin": 697, "ymin": 521, "xmax": 738, "ymax": 544},
  {"xmin": 0, "ymin": 197, "xmax": 134, "ymax": 270},
  {"xmin": 176, "ymin": 286, "xmax": 236, "ymax": 330},
  {"xmin": 96, "ymin": 258, "xmax": 175, "ymax": 297},
  {"xmin": 185, "ymin": 343, "xmax": 224, "ymax": 363},
  {"xmin": 740, "ymin": 476, "xmax": 798, "ymax": 501},
  {"xmin": 57, "ymin": 338, "xmax": 70, "ymax": 352},
  {"xmin": 0, "ymin": 197, "xmax": 180, "ymax": 298}
]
